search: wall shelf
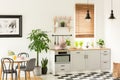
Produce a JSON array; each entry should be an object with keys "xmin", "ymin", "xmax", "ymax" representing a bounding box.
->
[{"xmin": 53, "ymin": 16, "xmax": 71, "ymax": 33}]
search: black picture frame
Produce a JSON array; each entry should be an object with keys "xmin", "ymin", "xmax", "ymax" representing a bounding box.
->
[{"xmin": 0, "ymin": 15, "xmax": 22, "ymax": 37}]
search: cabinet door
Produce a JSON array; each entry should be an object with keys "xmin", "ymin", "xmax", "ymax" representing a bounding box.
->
[
  {"xmin": 70, "ymin": 51, "xmax": 85, "ymax": 72},
  {"xmin": 85, "ymin": 50, "xmax": 100, "ymax": 70},
  {"xmin": 100, "ymin": 50, "xmax": 111, "ymax": 70}
]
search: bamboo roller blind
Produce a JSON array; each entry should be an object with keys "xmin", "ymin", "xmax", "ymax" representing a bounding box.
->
[{"xmin": 75, "ymin": 4, "xmax": 94, "ymax": 38}]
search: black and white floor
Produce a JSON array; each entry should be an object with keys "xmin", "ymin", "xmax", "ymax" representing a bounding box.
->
[{"xmin": 41, "ymin": 72, "xmax": 119, "ymax": 80}]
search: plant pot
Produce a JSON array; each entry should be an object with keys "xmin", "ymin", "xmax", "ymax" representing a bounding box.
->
[
  {"xmin": 42, "ymin": 67, "xmax": 47, "ymax": 74},
  {"xmin": 61, "ymin": 23, "xmax": 65, "ymax": 27},
  {"xmin": 66, "ymin": 46, "xmax": 70, "ymax": 49},
  {"xmin": 99, "ymin": 45, "xmax": 103, "ymax": 48},
  {"xmin": 34, "ymin": 66, "xmax": 41, "ymax": 76}
]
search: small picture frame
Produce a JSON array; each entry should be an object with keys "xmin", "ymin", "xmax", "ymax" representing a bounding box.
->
[{"xmin": 0, "ymin": 15, "xmax": 22, "ymax": 37}]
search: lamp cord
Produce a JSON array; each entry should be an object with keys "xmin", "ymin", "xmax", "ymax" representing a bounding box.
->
[
  {"xmin": 87, "ymin": 0, "xmax": 89, "ymax": 10},
  {"xmin": 111, "ymin": 0, "xmax": 113, "ymax": 10}
]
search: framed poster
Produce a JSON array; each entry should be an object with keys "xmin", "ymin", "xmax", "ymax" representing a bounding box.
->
[{"xmin": 0, "ymin": 15, "xmax": 22, "ymax": 37}]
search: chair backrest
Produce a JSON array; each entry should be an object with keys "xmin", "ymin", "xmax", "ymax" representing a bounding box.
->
[
  {"xmin": 17, "ymin": 52, "xmax": 29, "ymax": 66},
  {"xmin": 17, "ymin": 52, "xmax": 29, "ymax": 58},
  {"xmin": 25, "ymin": 58, "xmax": 36, "ymax": 71},
  {"xmin": 1, "ymin": 58, "xmax": 14, "ymax": 71}
]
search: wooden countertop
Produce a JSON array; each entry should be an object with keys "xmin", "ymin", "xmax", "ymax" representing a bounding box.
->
[{"xmin": 50, "ymin": 48, "xmax": 110, "ymax": 51}]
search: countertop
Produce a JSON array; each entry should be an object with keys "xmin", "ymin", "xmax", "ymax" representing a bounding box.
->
[{"xmin": 50, "ymin": 48, "xmax": 110, "ymax": 51}]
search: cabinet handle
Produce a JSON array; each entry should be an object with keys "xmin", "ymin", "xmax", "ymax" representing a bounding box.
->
[
  {"xmin": 104, "ymin": 51, "xmax": 107, "ymax": 52},
  {"xmin": 104, "ymin": 62, "xmax": 107, "ymax": 63},
  {"xmin": 84, "ymin": 55, "xmax": 88, "ymax": 59},
  {"xmin": 76, "ymin": 52, "xmax": 80, "ymax": 54},
  {"xmin": 61, "ymin": 65, "xmax": 65, "ymax": 67},
  {"xmin": 104, "ymin": 54, "xmax": 108, "ymax": 55},
  {"xmin": 61, "ymin": 69, "xmax": 65, "ymax": 71},
  {"xmin": 84, "ymin": 55, "xmax": 86, "ymax": 59},
  {"xmin": 86, "ymin": 55, "xmax": 88, "ymax": 59}
]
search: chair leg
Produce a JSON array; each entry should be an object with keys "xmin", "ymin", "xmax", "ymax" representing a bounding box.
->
[
  {"xmin": 25, "ymin": 71, "xmax": 27, "ymax": 80},
  {"xmin": 2, "ymin": 73, "xmax": 4, "ymax": 80},
  {"xmin": 15, "ymin": 72, "xmax": 17, "ymax": 80},
  {"xmin": 33, "ymin": 71, "xmax": 37, "ymax": 80},
  {"xmin": 28, "ymin": 71, "xmax": 31, "ymax": 80},
  {"xmin": 6, "ymin": 73, "xmax": 7, "ymax": 80},
  {"xmin": 11, "ymin": 73, "xmax": 13, "ymax": 80}
]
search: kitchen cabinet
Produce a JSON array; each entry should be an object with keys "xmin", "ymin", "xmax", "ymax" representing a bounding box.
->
[
  {"xmin": 70, "ymin": 50, "xmax": 100, "ymax": 72},
  {"xmin": 55, "ymin": 64, "xmax": 70, "ymax": 74},
  {"xmin": 100, "ymin": 49, "xmax": 111, "ymax": 71},
  {"xmin": 70, "ymin": 49, "xmax": 110, "ymax": 72},
  {"xmin": 70, "ymin": 51, "xmax": 85, "ymax": 72},
  {"xmin": 49, "ymin": 50, "xmax": 71, "ymax": 74},
  {"xmin": 49, "ymin": 48, "xmax": 111, "ymax": 74},
  {"xmin": 85, "ymin": 50, "xmax": 100, "ymax": 70}
]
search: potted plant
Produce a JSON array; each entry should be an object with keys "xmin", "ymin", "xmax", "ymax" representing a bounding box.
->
[
  {"xmin": 60, "ymin": 21, "xmax": 65, "ymax": 27},
  {"xmin": 41, "ymin": 57, "xmax": 48, "ymax": 74},
  {"xmin": 79, "ymin": 41, "xmax": 84, "ymax": 48},
  {"xmin": 75, "ymin": 41, "xmax": 79, "ymax": 48},
  {"xmin": 27, "ymin": 29, "xmax": 50, "ymax": 76},
  {"xmin": 96, "ymin": 39, "xmax": 105, "ymax": 48},
  {"xmin": 66, "ymin": 39, "xmax": 71, "ymax": 49}
]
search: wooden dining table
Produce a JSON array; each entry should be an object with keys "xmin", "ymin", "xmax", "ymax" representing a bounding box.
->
[{"xmin": 0, "ymin": 58, "xmax": 29, "ymax": 80}]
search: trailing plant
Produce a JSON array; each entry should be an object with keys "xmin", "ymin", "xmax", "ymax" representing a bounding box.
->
[{"xmin": 27, "ymin": 29, "xmax": 50, "ymax": 67}]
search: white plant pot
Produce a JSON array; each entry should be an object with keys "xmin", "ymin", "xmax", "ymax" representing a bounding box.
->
[
  {"xmin": 34, "ymin": 66, "xmax": 41, "ymax": 76},
  {"xmin": 66, "ymin": 46, "xmax": 70, "ymax": 49}
]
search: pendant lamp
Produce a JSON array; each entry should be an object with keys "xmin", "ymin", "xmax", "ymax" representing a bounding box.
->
[
  {"xmin": 85, "ymin": 0, "xmax": 91, "ymax": 19},
  {"xmin": 109, "ymin": 0, "xmax": 115, "ymax": 19}
]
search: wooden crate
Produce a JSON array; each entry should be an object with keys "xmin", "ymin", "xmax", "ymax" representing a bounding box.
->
[{"xmin": 113, "ymin": 62, "xmax": 120, "ymax": 78}]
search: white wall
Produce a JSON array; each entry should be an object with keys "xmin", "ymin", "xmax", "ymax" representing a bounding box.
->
[
  {"xmin": 0, "ymin": 0, "xmax": 104, "ymax": 69},
  {"xmin": 104, "ymin": 0, "xmax": 120, "ymax": 70}
]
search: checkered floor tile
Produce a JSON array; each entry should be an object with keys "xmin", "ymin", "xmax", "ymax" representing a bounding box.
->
[{"xmin": 54, "ymin": 72, "xmax": 119, "ymax": 80}]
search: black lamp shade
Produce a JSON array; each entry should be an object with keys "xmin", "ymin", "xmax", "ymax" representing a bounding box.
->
[
  {"xmin": 85, "ymin": 10, "xmax": 91, "ymax": 19},
  {"xmin": 109, "ymin": 10, "xmax": 115, "ymax": 19}
]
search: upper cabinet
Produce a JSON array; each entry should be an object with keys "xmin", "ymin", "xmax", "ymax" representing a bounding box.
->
[{"xmin": 53, "ymin": 16, "xmax": 71, "ymax": 33}]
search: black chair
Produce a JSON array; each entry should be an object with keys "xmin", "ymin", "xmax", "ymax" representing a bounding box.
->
[
  {"xmin": 20, "ymin": 58, "xmax": 36, "ymax": 80},
  {"xmin": 1, "ymin": 58, "xmax": 17, "ymax": 80},
  {"xmin": 16, "ymin": 52, "xmax": 29, "ymax": 69}
]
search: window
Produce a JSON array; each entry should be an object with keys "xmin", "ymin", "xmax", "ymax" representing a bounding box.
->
[{"xmin": 75, "ymin": 4, "xmax": 94, "ymax": 38}]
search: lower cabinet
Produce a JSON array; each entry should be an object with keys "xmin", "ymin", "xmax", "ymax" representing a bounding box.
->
[
  {"xmin": 70, "ymin": 51, "xmax": 85, "ymax": 72},
  {"xmin": 100, "ymin": 50, "xmax": 111, "ymax": 71},
  {"xmin": 85, "ymin": 50, "xmax": 100, "ymax": 71},
  {"xmin": 70, "ymin": 49, "xmax": 111, "ymax": 72},
  {"xmin": 51, "ymin": 49, "xmax": 111, "ymax": 74},
  {"xmin": 55, "ymin": 63, "xmax": 70, "ymax": 74}
]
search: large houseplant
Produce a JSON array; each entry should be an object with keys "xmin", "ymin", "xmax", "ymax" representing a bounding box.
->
[{"xmin": 27, "ymin": 29, "xmax": 50, "ymax": 75}]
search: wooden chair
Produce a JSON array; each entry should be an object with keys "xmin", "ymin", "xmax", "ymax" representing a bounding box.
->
[
  {"xmin": 16, "ymin": 52, "xmax": 29, "ymax": 69},
  {"xmin": 1, "ymin": 58, "xmax": 17, "ymax": 80}
]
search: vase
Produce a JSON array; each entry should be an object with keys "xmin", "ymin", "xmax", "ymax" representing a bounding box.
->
[{"xmin": 99, "ymin": 45, "xmax": 103, "ymax": 48}]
